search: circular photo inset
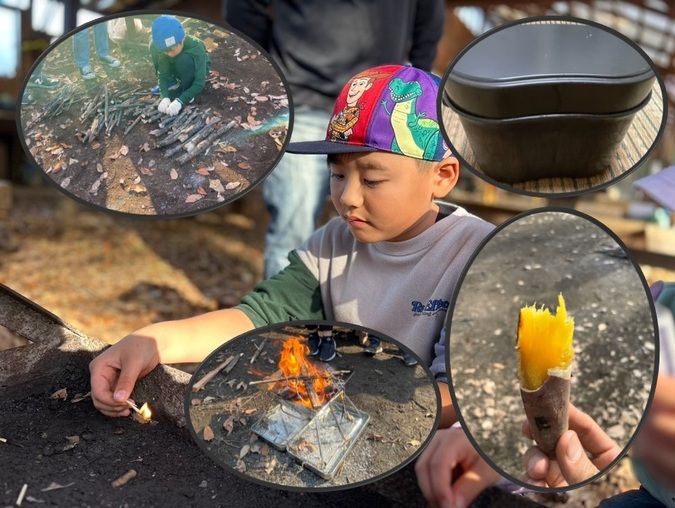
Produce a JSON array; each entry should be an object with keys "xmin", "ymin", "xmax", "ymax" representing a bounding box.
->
[
  {"xmin": 19, "ymin": 12, "xmax": 290, "ymax": 216},
  {"xmin": 447, "ymin": 209, "xmax": 657, "ymax": 490},
  {"xmin": 439, "ymin": 16, "xmax": 666, "ymax": 196},
  {"xmin": 186, "ymin": 321, "xmax": 439, "ymax": 490}
]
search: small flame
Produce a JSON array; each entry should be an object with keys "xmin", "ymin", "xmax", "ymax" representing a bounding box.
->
[
  {"xmin": 272, "ymin": 337, "xmax": 332, "ymax": 408},
  {"xmin": 138, "ymin": 403, "xmax": 152, "ymax": 421}
]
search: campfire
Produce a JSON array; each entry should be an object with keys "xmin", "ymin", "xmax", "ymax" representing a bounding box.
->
[
  {"xmin": 270, "ymin": 337, "xmax": 334, "ymax": 408},
  {"xmin": 250, "ymin": 335, "xmax": 370, "ymax": 479}
]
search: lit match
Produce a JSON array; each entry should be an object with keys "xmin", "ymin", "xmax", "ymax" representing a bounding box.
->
[{"xmin": 126, "ymin": 400, "xmax": 152, "ymax": 423}]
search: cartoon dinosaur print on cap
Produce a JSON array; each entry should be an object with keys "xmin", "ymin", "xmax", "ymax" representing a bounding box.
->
[{"xmin": 385, "ymin": 78, "xmax": 440, "ymax": 159}]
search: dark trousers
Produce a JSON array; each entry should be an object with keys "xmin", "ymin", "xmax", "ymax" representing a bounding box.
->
[{"xmin": 599, "ymin": 487, "xmax": 666, "ymax": 508}]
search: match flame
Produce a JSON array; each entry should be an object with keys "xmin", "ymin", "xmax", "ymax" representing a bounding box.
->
[
  {"xmin": 273, "ymin": 337, "xmax": 332, "ymax": 408},
  {"xmin": 138, "ymin": 403, "xmax": 152, "ymax": 421}
]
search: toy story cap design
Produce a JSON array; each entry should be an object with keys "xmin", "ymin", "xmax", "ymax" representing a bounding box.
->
[{"xmin": 288, "ymin": 65, "xmax": 450, "ymax": 161}]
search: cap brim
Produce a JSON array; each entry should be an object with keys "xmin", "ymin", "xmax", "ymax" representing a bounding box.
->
[{"xmin": 287, "ymin": 140, "xmax": 378, "ymax": 155}]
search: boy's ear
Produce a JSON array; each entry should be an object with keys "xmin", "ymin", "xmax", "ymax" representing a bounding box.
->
[{"xmin": 432, "ymin": 156, "xmax": 460, "ymax": 198}]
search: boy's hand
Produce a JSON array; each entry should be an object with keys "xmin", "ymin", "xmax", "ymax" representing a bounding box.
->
[
  {"xmin": 415, "ymin": 426, "xmax": 500, "ymax": 508},
  {"xmin": 157, "ymin": 97, "xmax": 171, "ymax": 114},
  {"xmin": 632, "ymin": 375, "xmax": 675, "ymax": 490},
  {"xmin": 522, "ymin": 404, "xmax": 620, "ymax": 487},
  {"xmin": 167, "ymin": 99, "xmax": 182, "ymax": 116},
  {"xmin": 89, "ymin": 334, "xmax": 161, "ymax": 417}
]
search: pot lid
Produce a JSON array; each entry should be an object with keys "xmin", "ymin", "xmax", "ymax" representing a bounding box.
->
[{"xmin": 444, "ymin": 23, "xmax": 656, "ymax": 118}]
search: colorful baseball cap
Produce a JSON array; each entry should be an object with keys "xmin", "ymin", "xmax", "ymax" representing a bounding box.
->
[
  {"xmin": 288, "ymin": 65, "xmax": 450, "ymax": 161},
  {"xmin": 152, "ymin": 15, "xmax": 186, "ymax": 51}
]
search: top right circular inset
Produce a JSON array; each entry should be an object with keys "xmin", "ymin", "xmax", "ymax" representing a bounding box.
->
[{"xmin": 439, "ymin": 16, "xmax": 668, "ymax": 197}]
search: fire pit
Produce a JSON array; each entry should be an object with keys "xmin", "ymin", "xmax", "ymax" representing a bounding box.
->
[{"xmin": 250, "ymin": 338, "xmax": 369, "ymax": 479}]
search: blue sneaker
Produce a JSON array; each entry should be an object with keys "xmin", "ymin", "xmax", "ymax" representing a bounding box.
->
[
  {"xmin": 319, "ymin": 337, "xmax": 336, "ymax": 362},
  {"xmin": 401, "ymin": 348, "xmax": 418, "ymax": 367},
  {"xmin": 307, "ymin": 333, "xmax": 321, "ymax": 356},
  {"xmin": 151, "ymin": 81, "xmax": 179, "ymax": 95},
  {"xmin": 363, "ymin": 336, "xmax": 383, "ymax": 355}
]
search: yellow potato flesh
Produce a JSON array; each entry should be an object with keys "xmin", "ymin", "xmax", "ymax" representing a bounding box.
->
[{"xmin": 518, "ymin": 293, "xmax": 574, "ymax": 391}]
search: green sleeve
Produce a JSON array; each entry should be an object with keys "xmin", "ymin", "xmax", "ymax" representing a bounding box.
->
[
  {"xmin": 235, "ymin": 250, "xmax": 325, "ymax": 327},
  {"xmin": 178, "ymin": 39, "xmax": 208, "ymax": 105},
  {"xmin": 157, "ymin": 56, "xmax": 173, "ymax": 99}
]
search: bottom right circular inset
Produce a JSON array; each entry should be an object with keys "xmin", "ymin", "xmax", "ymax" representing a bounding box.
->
[{"xmin": 447, "ymin": 209, "xmax": 658, "ymax": 490}]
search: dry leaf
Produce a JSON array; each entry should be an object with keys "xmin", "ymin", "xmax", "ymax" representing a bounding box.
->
[
  {"xmin": 130, "ymin": 184, "xmax": 147, "ymax": 195},
  {"xmin": 209, "ymin": 179, "xmax": 225, "ymax": 193},
  {"xmin": 50, "ymin": 388, "xmax": 67, "ymax": 400},
  {"xmin": 170, "ymin": 168, "xmax": 178, "ymax": 180},
  {"xmin": 61, "ymin": 177, "xmax": 71, "ymax": 188},
  {"xmin": 408, "ymin": 438, "xmax": 421, "ymax": 447},
  {"xmin": 264, "ymin": 456, "xmax": 276, "ymax": 474},
  {"xmin": 52, "ymin": 161, "xmax": 63, "ymax": 174},
  {"xmin": 69, "ymin": 158, "xmax": 79, "ymax": 165},
  {"xmin": 96, "ymin": 163, "xmax": 103, "ymax": 173},
  {"xmin": 255, "ymin": 96, "xmax": 269, "ymax": 102},
  {"xmin": 226, "ymin": 182, "xmax": 241, "ymax": 190},
  {"xmin": 196, "ymin": 187, "xmax": 207, "ymax": 196},
  {"xmin": 133, "ymin": 176, "xmax": 141, "ymax": 184},
  {"xmin": 234, "ymin": 459, "xmax": 246, "ymax": 473},
  {"xmin": 260, "ymin": 444, "xmax": 269, "ymax": 456},
  {"xmin": 119, "ymin": 145, "xmax": 129, "ymax": 156},
  {"xmin": 203, "ymin": 425, "xmax": 214, "ymax": 442},
  {"xmin": 239, "ymin": 444, "xmax": 250, "ymax": 459},
  {"xmin": 140, "ymin": 167, "xmax": 153, "ymax": 176},
  {"xmin": 140, "ymin": 142, "xmax": 150, "ymax": 152},
  {"xmin": 196, "ymin": 167, "xmax": 210, "ymax": 176},
  {"xmin": 89, "ymin": 179, "xmax": 101, "ymax": 194},
  {"xmin": 71, "ymin": 392, "xmax": 90, "ymax": 403},
  {"xmin": 148, "ymin": 159, "xmax": 155, "ymax": 168},
  {"xmin": 185, "ymin": 194, "xmax": 203, "ymax": 203},
  {"xmin": 223, "ymin": 415, "xmax": 235, "ymax": 435},
  {"xmin": 91, "ymin": 142, "xmax": 101, "ymax": 150},
  {"xmin": 243, "ymin": 408, "xmax": 257, "ymax": 415},
  {"xmin": 237, "ymin": 162, "xmax": 250, "ymax": 170}
]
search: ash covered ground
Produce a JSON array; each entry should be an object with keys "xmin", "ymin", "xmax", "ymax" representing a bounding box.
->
[{"xmin": 449, "ymin": 211, "xmax": 656, "ymax": 481}]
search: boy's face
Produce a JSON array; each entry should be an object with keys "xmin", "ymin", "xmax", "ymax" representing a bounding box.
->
[
  {"xmin": 164, "ymin": 41, "xmax": 184, "ymax": 57},
  {"xmin": 329, "ymin": 151, "xmax": 459, "ymax": 243}
]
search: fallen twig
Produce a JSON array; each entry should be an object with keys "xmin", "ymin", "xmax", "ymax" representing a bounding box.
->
[
  {"xmin": 192, "ymin": 355, "xmax": 236, "ymax": 392},
  {"xmin": 250, "ymin": 338, "xmax": 267, "ymax": 364},
  {"xmin": 111, "ymin": 469, "xmax": 137, "ymax": 488}
]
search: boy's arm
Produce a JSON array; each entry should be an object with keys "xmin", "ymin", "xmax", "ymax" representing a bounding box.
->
[
  {"xmin": 177, "ymin": 39, "xmax": 209, "ymax": 105},
  {"xmin": 430, "ymin": 327, "xmax": 456, "ymax": 427},
  {"xmin": 90, "ymin": 250, "xmax": 323, "ymax": 417},
  {"xmin": 150, "ymin": 45, "xmax": 172, "ymax": 99}
]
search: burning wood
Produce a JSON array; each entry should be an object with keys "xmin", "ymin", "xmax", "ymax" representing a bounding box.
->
[{"xmin": 270, "ymin": 337, "xmax": 333, "ymax": 409}]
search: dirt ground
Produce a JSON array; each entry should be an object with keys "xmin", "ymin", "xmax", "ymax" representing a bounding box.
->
[
  {"xmin": 449, "ymin": 211, "xmax": 656, "ymax": 482},
  {"xmin": 187, "ymin": 324, "xmax": 437, "ymax": 489},
  {"xmin": 19, "ymin": 15, "xmax": 288, "ymax": 216},
  {"xmin": 0, "ymin": 188, "xmax": 669, "ymax": 507}
]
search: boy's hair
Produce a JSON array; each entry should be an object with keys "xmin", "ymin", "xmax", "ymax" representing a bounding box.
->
[{"xmin": 327, "ymin": 152, "xmax": 437, "ymax": 171}]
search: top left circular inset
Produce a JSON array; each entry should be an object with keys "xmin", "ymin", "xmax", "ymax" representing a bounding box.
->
[{"xmin": 18, "ymin": 12, "xmax": 292, "ymax": 217}]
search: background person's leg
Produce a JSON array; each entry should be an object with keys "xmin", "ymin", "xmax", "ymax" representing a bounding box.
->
[
  {"xmin": 262, "ymin": 107, "xmax": 331, "ymax": 278},
  {"xmin": 72, "ymin": 29, "xmax": 91, "ymax": 71},
  {"xmin": 94, "ymin": 22, "xmax": 120, "ymax": 67}
]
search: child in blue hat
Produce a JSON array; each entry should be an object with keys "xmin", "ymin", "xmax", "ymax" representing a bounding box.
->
[{"xmin": 150, "ymin": 15, "xmax": 210, "ymax": 116}]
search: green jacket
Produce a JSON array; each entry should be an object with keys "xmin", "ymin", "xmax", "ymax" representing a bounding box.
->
[{"xmin": 156, "ymin": 35, "xmax": 210, "ymax": 104}]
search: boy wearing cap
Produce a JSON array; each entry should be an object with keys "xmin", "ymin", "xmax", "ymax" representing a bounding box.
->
[
  {"xmin": 89, "ymin": 65, "xmax": 492, "ymax": 437},
  {"xmin": 150, "ymin": 15, "xmax": 210, "ymax": 116}
]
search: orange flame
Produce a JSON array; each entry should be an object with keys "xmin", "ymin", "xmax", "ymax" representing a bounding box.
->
[{"xmin": 273, "ymin": 337, "xmax": 332, "ymax": 408}]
